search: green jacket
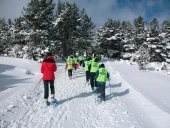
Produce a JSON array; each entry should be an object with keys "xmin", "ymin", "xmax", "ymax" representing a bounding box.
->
[
  {"xmin": 90, "ymin": 61, "xmax": 100, "ymax": 73},
  {"xmin": 84, "ymin": 60, "xmax": 91, "ymax": 71},
  {"xmin": 96, "ymin": 68, "xmax": 109, "ymax": 83},
  {"xmin": 67, "ymin": 58, "xmax": 73, "ymax": 69}
]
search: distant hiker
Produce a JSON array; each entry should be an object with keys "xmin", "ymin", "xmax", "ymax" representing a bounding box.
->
[
  {"xmin": 65, "ymin": 56, "xmax": 73, "ymax": 79},
  {"xmin": 88, "ymin": 58, "xmax": 100, "ymax": 91},
  {"xmin": 94, "ymin": 63, "xmax": 110, "ymax": 101},
  {"xmin": 73, "ymin": 56, "xmax": 78, "ymax": 70},
  {"xmin": 79, "ymin": 55, "xmax": 84, "ymax": 67},
  {"xmin": 41, "ymin": 52, "xmax": 57, "ymax": 105},
  {"xmin": 83, "ymin": 57, "xmax": 91, "ymax": 84}
]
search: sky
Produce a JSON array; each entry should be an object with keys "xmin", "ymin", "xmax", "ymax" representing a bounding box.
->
[{"xmin": 0, "ymin": 0, "xmax": 170, "ymax": 27}]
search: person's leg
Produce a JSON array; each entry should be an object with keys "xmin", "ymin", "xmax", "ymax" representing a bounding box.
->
[
  {"xmin": 49, "ymin": 80, "xmax": 55, "ymax": 99},
  {"xmin": 87, "ymin": 71, "xmax": 90, "ymax": 82},
  {"xmin": 101, "ymin": 84, "xmax": 106, "ymax": 101},
  {"xmin": 44, "ymin": 80, "xmax": 50, "ymax": 105},
  {"xmin": 43, "ymin": 80, "xmax": 49, "ymax": 99},
  {"xmin": 90, "ymin": 73, "xmax": 95, "ymax": 90}
]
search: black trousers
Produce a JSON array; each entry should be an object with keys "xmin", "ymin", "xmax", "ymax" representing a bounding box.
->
[
  {"xmin": 43, "ymin": 80, "xmax": 55, "ymax": 99},
  {"xmin": 96, "ymin": 83, "xmax": 106, "ymax": 101},
  {"xmin": 68, "ymin": 69, "xmax": 72, "ymax": 77},
  {"xmin": 85, "ymin": 71, "xmax": 90, "ymax": 82},
  {"xmin": 90, "ymin": 72, "xmax": 96, "ymax": 90}
]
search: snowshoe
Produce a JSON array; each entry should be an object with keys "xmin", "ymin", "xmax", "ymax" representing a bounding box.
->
[{"xmin": 50, "ymin": 99, "xmax": 58, "ymax": 107}]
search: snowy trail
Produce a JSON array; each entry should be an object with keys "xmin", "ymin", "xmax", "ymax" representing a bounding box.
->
[
  {"xmin": 105, "ymin": 61, "xmax": 170, "ymax": 128},
  {"xmin": 3, "ymin": 63, "xmax": 141, "ymax": 128}
]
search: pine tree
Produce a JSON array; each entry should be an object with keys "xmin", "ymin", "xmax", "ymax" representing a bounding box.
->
[
  {"xmin": 160, "ymin": 21, "xmax": 170, "ymax": 63},
  {"xmin": 55, "ymin": 2, "xmax": 80, "ymax": 57},
  {"xmin": 22, "ymin": 0, "xmax": 56, "ymax": 54},
  {"xmin": 76, "ymin": 9, "xmax": 95, "ymax": 53},
  {"xmin": 121, "ymin": 21, "xmax": 135, "ymax": 60},
  {"xmin": 96, "ymin": 19, "xmax": 122, "ymax": 59},
  {"xmin": 147, "ymin": 18, "xmax": 165, "ymax": 62},
  {"xmin": 55, "ymin": 1, "xmax": 94, "ymax": 58},
  {"xmin": 0, "ymin": 18, "xmax": 9, "ymax": 54},
  {"xmin": 133, "ymin": 16, "xmax": 146, "ymax": 49}
]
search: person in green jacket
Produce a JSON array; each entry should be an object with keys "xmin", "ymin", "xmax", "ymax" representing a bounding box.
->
[
  {"xmin": 94, "ymin": 63, "xmax": 110, "ymax": 101},
  {"xmin": 73, "ymin": 56, "xmax": 78, "ymax": 70},
  {"xmin": 88, "ymin": 58, "xmax": 100, "ymax": 91},
  {"xmin": 65, "ymin": 56, "xmax": 73, "ymax": 79},
  {"xmin": 83, "ymin": 57, "xmax": 92, "ymax": 84},
  {"xmin": 79, "ymin": 55, "xmax": 84, "ymax": 67}
]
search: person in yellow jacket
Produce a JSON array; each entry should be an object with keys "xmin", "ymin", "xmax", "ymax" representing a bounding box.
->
[
  {"xmin": 83, "ymin": 57, "xmax": 92, "ymax": 83},
  {"xmin": 73, "ymin": 56, "xmax": 78, "ymax": 70},
  {"xmin": 94, "ymin": 63, "xmax": 110, "ymax": 101},
  {"xmin": 65, "ymin": 56, "xmax": 73, "ymax": 79},
  {"xmin": 88, "ymin": 58, "xmax": 100, "ymax": 91}
]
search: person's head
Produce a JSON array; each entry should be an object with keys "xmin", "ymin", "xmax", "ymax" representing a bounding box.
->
[
  {"xmin": 46, "ymin": 52, "xmax": 52, "ymax": 56},
  {"xmin": 87, "ymin": 57, "xmax": 92, "ymax": 61},
  {"xmin": 94, "ymin": 58, "xmax": 98, "ymax": 62},
  {"xmin": 99, "ymin": 63, "xmax": 105, "ymax": 68},
  {"xmin": 45, "ymin": 52, "xmax": 53, "ymax": 59}
]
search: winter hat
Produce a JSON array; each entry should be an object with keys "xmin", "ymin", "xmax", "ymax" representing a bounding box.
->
[{"xmin": 99, "ymin": 63, "xmax": 105, "ymax": 68}]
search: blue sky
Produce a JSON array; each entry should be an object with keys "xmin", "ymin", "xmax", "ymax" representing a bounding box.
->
[{"xmin": 0, "ymin": 0, "xmax": 169, "ymax": 27}]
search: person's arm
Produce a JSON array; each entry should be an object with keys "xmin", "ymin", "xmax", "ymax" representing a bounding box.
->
[
  {"xmin": 88, "ymin": 64, "xmax": 91, "ymax": 71},
  {"xmin": 65, "ymin": 63, "xmax": 68, "ymax": 69},
  {"xmin": 41, "ymin": 63, "xmax": 44, "ymax": 73},
  {"xmin": 94, "ymin": 70, "xmax": 99, "ymax": 80},
  {"xmin": 107, "ymin": 72, "xmax": 110, "ymax": 79},
  {"xmin": 54, "ymin": 63, "xmax": 57, "ymax": 72}
]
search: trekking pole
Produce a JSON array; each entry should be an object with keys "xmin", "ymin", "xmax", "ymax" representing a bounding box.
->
[
  {"xmin": 37, "ymin": 78, "xmax": 42, "ymax": 86},
  {"xmin": 109, "ymin": 79, "xmax": 111, "ymax": 95},
  {"xmin": 65, "ymin": 69, "xmax": 66, "ymax": 80},
  {"xmin": 33, "ymin": 78, "xmax": 42, "ymax": 92}
]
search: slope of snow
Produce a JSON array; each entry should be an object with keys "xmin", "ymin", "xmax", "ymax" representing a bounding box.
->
[{"xmin": 0, "ymin": 56, "xmax": 170, "ymax": 128}]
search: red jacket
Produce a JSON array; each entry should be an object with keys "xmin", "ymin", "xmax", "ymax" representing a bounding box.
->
[{"xmin": 41, "ymin": 55, "xmax": 57, "ymax": 80}]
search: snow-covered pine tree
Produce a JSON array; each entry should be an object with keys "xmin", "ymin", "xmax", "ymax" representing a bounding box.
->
[
  {"xmin": 160, "ymin": 21, "xmax": 170, "ymax": 64},
  {"xmin": 146, "ymin": 18, "xmax": 165, "ymax": 62},
  {"xmin": 22, "ymin": 0, "xmax": 56, "ymax": 58},
  {"xmin": 133, "ymin": 16, "xmax": 146, "ymax": 50},
  {"xmin": 96, "ymin": 19, "xmax": 122, "ymax": 59},
  {"xmin": 55, "ymin": 1, "xmax": 80, "ymax": 57},
  {"xmin": 76, "ymin": 9, "xmax": 95, "ymax": 54},
  {"xmin": 0, "ymin": 18, "xmax": 10, "ymax": 55},
  {"xmin": 121, "ymin": 21, "xmax": 135, "ymax": 60}
]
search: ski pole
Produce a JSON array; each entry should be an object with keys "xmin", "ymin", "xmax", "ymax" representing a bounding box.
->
[
  {"xmin": 65, "ymin": 69, "xmax": 66, "ymax": 80},
  {"xmin": 37, "ymin": 78, "xmax": 42, "ymax": 86},
  {"xmin": 109, "ymin": 79, "xmax": 111, "ymax": 95}
]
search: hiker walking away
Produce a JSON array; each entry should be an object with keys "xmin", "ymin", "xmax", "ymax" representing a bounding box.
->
[
  {"xmin": 65, "ymin": 56, "xmax": 73, "ymax": 79},
  {"xmin": 88, "ymin": 58, "xmax": 100, "ymax": 91},
  {"xmin": 73, "ymin": 56, "xmax": 78, "ymax": 70},
  {"xmin": 94, "ymin": 63, "xmax": 110, "ymax": 101},
  {"xmin": 41, "ymin": 52, "xmax": 57, "ymax": 105},
  {"xmin": 79, "ymin": 55, "xmax": 84, "ymax": 67},
  {"xmin": 83, "ymin": 57, "xmax": 91, "ymax": 84}
]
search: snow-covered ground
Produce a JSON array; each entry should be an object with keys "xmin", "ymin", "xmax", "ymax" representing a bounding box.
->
[{"xmin": 0, "ymin": 56, "xmax": 170, "ymax": 128}]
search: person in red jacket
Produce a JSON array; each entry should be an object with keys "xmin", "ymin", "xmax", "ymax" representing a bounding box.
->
[{"xmin": 41, "ymin": 52, "xmax": 57, "ymax": 105}]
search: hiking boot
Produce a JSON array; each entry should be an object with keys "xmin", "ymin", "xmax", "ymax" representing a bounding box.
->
[{"xmin": 45, "ymin": 99, "xmax": 50, "ymax": 106}]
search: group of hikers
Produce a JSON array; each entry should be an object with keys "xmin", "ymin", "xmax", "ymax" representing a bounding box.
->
[{"xmin": 40, "ymin": 52, "xmax": 109, "ymax": 106}]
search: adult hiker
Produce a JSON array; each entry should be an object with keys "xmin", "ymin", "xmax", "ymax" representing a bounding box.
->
[
  {"xmin": 73, "ymin": 56, "xmax": 78, "ymax": 70},
  {"xmin": 79, "ymin": 55, "xmax": 85, "ymax": 67},
  {"xmin": 65, "ymin": 56, "xmax": 73, "ymax": 79},
  {"xmin": 88, "ymin": 58, "xmax": 100, "ymax": 91},
  {"xmin": 83, "ymin": 57, "xmax": 92, "ymax": 84},
  {"xmin": 94, "ymin": 63, "xmax": 110, "ymax": 102},
  {"xmin": 41, "ymin": 52, "xmax": 57, "ymax": 105}
]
